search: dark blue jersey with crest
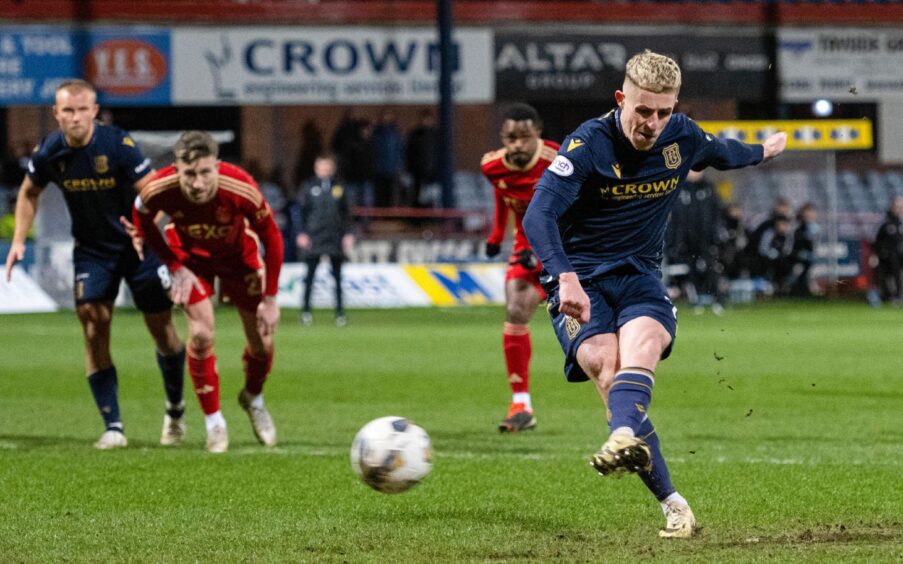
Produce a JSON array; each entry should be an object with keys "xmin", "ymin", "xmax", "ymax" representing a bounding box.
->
[
  {"xmin": 27, "ymin": 123, "xmax": 152, "ymax": 257},
  {"xmin": 523, "ymin": 110, "xmax": 764, "ymax": 282}
]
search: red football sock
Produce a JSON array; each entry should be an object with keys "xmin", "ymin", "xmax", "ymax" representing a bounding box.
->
[
  {"xmin": 503, "ymin": 323, "xmax": 531, "ymax": 395},
  {"xmin": 188, "ymin": 345, "xmax": 220, "ymax": 415},
  {"xmin": 242, "ymin": 346, "xmax": 273, "ymax": 396}
]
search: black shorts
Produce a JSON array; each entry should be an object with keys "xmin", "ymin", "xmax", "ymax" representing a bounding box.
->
[
  {"xmin": 73, "ymin": 247, "xmax": 172, "ymax": 313},
  {"xmin": 545, "ymin": 269, "xmax": 678, "ymax": 382}
]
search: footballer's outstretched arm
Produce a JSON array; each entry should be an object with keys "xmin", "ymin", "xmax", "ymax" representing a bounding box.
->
[
  {"xmin": 763, "ymin": 132, "xmax": 788, "ymax": 161},
  {"xmin": 4, "ymin": 176, "xmax": 43, "ymax": 281}
]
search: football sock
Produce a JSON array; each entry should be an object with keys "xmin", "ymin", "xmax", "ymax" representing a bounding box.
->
[
  {"xmin": 156, "ymin": 348, "xmax": 186, "ymax": 418},
  {"xmin": 503, "ymin": 323, "xmax": 531, "ymax": 395},
  {"xmin": 87, "ymin": 366, "xmax": 122, "ymax": 431},
  {"xmin": 512, "ymin": 392, "xmax": 532, "ymax": 411},
  {"xmin": 188, "ymin": 345, "xmax": 220, "ymax": 416},
  {"xmin": 204, "ymin": 411, "xmax": 226, "ymax": 433},
  {"xmin": 636, "ymin": 416, "xmax": 677, "ymax": 502},
  {"xmin": 608, "ymin": 368, "xmax": 654, "ymax": 434},
  {"xmin": 242, "ymin": 346, "xmax": 273, "ymax": 396},
  {"xmin": 661, "ymin": 492, "xmax": 688, "ymax": 513},
  {"xmin": 247, "ymin": 393, "xmax": 265, "ymax": 409}
]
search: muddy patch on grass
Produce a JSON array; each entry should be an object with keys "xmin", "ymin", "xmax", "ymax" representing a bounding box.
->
[{"xmin": 732, "ymin": 522, "xmax": 902, "ymax": 546}]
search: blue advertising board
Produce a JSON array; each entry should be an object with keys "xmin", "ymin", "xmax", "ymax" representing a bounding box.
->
[{"xmin": 0, "ymin": 26, "xmax": 171, "ymax": 106}]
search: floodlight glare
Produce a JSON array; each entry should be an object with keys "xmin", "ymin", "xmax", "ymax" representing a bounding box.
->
[{"xmin": 812, "ymin": 99, "xmax": 833, "ymax": 117}]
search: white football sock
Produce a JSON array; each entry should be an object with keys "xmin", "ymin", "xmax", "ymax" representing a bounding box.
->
[
  {"xmin": 248, "ymin": 393, "xmax": 265, "ymax": 409},
  {"xmin": 661, "ymin": 492, "xmax": 689, "ymax": 514},
  {"xmin": 512, "ymin": 392, "xmax": 532, "ymax": 410},
  {"xmin": 205, "ymin": 411, "xmax": 226, "ymax": 432}
]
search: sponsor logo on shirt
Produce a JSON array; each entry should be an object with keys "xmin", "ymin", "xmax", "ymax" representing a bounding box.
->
[
  {"xmin": 62, "ymin": 177, "xmax": 117, "ymax": 191},
  {"xmin": 549, "ymin": 155, "xmax": 574, "ymax": 177},
  {"xmin": 599, "ymin": 176, "xmax": 680, "ymax": 201}
]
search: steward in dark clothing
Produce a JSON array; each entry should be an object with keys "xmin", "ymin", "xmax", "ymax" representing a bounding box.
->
[
  {"xmin": 664, "ymin": 171, "xmax": 723, "ymax": 305},
  {"xmin": 789, "ymin": 203, "xmax": 819, "ymax": 297},
  {"xmin": 874, "ymin": 197, "xmax": 903, "ymax": 303},
  {"xmin": 292, "ymin": 155, "xmax": 355, "ymax": 326}
]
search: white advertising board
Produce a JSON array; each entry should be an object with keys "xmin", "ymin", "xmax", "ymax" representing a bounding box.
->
[
  {"xmin": 779, "ymin": 27, "xmax": 903, "ymax": 101},
  {"xmin": 0, "ymin": 266, "xmax": 58, "ymax": 314},
  {"xmin": 277, "ymin": 262, "xmax": 507, "ymax": 309},
  {"xmin": 172, "ymin": 27, "xmax": 493, "ymax": 104}
]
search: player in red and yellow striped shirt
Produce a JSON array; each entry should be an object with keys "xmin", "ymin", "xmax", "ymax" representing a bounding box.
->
[
  {"xmin": 480, "ymin": 104, "xmax": 559, "ymax": 432},
  {"xmin": 133, "ymin": 131, "xmax": 284, "ymax": 453}
]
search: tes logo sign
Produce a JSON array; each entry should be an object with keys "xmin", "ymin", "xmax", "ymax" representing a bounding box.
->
[{"xmin": 84, "ymin": 39, "xmax": 167, "ymax": 96}]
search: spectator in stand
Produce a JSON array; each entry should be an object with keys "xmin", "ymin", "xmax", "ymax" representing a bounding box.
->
[
  {"xmin": 406, "ymin": 109, "xmax": 439, "ymax": 207},
  {"xmin": 789, "ymin": 202, "xmax": 819, "ymax": 297},
  {"xmin": 332, "ymin": 112, "xmax": 375, "ymax": 213},
  {"xmin": 746, "ymin": 196, "xmax": 793, "ymax": 270},
  {"xmin": 244, "ymin": 160, "xmax": 291, "ymax": 262},
  {"xmin": 720, "ymin": 203, "xmax": 748, "ymax": 281},
  {"xmin": 294, "ymin": 119, "xmax": 325, "ymax": 188},
  {"xmin": 293, "ymin": 154, "xmax": 355, "ymax": 327},
  {"xmin": 1, "ymin": 141, "xmax": 31, "ymax": 191},
  {"xmin": 372, "ymin": 110, "xmax": 405, "ymax": 208},
  {"xmin": 874, "ymin": 196, "xmax": 903, "ymax": 305},
  {"xmin": 683, "ymin": 170, "xmax": 725, "ymax": 313},
  {"xmin": 757, "ymin": 213, "xmax": 794, "ymax": 294},
  {"xmin": 746, "ymin": 196, "xmax": 792, "ymax": 278}
]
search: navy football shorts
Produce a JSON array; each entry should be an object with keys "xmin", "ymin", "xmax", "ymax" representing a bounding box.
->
[
  {"xmin": 545, "ymin": 268, "xmax": 678, "ymax": 382},
  {"xmin": 73, "ymin": 247, "xmax": 172, "ymax": 313}
]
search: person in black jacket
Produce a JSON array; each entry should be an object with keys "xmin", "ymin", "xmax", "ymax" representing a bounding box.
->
[
  {"xmin": 789, "ymin": 202, "xmax": 819, "ymax": 297},
  {"xmin": 293, "ymin": 154, "xmax": 355, "ymax": 326},
  {"xmin": 405, "ymin": 109, "xmax": 439, "ymax": 207},
  {"xmin": 874, "ymin": 196, "xmax": 903, "ymax": 304},
  {"xmin": 679, "ymin": 170, "xmax": 724, "ymax": 312}
]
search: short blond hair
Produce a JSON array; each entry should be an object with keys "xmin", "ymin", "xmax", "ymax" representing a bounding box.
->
[
  {"xmin": 56, "ymin": 79, "xmax": 96, "ymax": 97},
  {"xmin": 624, "ymin": 50, "xmax": 681, "ymax": 95}
]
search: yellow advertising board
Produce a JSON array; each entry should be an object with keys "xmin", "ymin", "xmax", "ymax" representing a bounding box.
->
[{"xmin": 696, "ymin": 120, "xmax": 872, "ymax": 151}]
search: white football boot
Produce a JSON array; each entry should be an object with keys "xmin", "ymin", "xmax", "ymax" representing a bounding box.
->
[
  {"xmin": 590, "ymin": 429, "xmax": 652, "ymax": 476},
  {"xmin": 238, "ymin": 389, "xmax": 277, "ymax": 447},
  {"xmin": 659, "ymin": 500, "xmax": 697, "ymax": 539},
  {"xmin": 160, "ymin": 414, "xmax": 186, "ymax": 446},
  {"xmin": 94, "ymin": 429, "xmax": 128, "ymax": 450},
  {"xmin": 206, "ymin": 424, "xmax": 229, "ymax": 453}
]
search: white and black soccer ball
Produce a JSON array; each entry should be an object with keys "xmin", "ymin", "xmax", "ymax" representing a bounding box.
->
[{"xmin": 350, "ymin": 416, "xmax": 432, "ymax": 494}]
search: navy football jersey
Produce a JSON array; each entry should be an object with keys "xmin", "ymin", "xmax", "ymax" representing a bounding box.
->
[
  {"xmin": 27, "ymin": 123, "xmax": 152, "ymax": 257},
  {"xmin": 524, "ymin": 110, "xmax": 764, "ymax": 281}
]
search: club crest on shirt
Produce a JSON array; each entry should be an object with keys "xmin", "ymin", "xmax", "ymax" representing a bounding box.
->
[
  {"xmin": 215, "ymin": 205, "xmax": 231, "ymax": 223},
  {"xmin": 565, "ymin": 316, "xmax": 581, "ymax": 340},
  {"xmin": 663, "ymin": 143, "xmax": 681, "ymax": 170},
  {"xmin": 94, "ymin": 155, "xmax": 109, "ymax": 174},
  {"xmin": 332, "ymin": 185, "xmax": 344, "ymax": 199}
]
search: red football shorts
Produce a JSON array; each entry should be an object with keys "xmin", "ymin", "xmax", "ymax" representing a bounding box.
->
[
  {"xmin": 505, "ymin": 251, "xmax": 546, "ymax": 300},
  {"xmin": 182, "ymin": 257, "xmax": 266, "ymax": 311}
]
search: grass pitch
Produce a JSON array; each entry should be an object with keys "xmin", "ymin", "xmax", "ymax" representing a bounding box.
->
[{"xmin": 0, "ymin": 302, "xmax": 901, "ymax": 562}]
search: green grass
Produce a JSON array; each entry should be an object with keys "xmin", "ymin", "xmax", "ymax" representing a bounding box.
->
[{"xmin": 1, "ymin": 302, "xmax": 901, "ymax": 562}]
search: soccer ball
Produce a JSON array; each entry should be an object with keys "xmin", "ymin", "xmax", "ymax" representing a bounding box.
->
[{"xmin": 350, "ymin": 416, "xmax": 433, "ymax": 494}]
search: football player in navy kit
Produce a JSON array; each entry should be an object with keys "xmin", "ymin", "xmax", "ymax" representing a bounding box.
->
[
  {"xmin": 523, "ymin": 51, "xmax": 787, "ymax": 538},
  {"xmin": 5, "ymin": 80, "xmax": 186, "ymax": 450}
]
